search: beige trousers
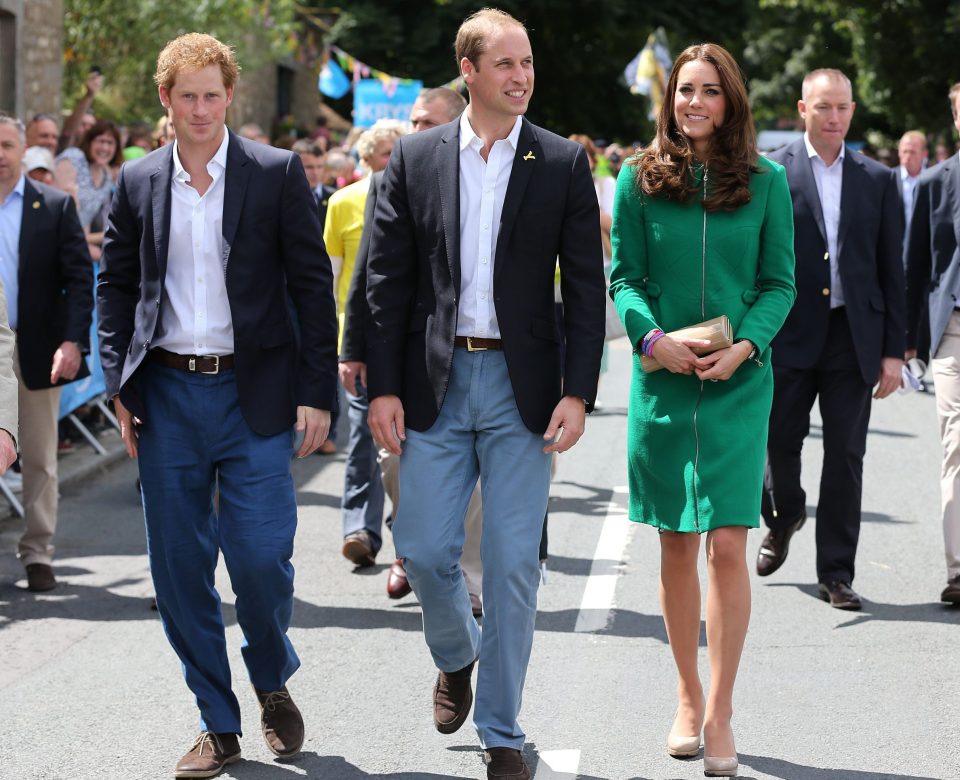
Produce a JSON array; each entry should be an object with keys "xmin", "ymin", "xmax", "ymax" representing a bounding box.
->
[
  {"xmin": 379, "ymin": 448, "xmax": 483, "ymax": 597},
  {"xmin": 931, "ymin": 310, "xmax": 960, "ymax": 580},
  {"xmin": 14, "ymin": 347, "xmax": 62, "ymax": 567}
]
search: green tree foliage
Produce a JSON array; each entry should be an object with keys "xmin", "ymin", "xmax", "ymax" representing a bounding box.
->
[{"xmin": 63, "ymin": 0, "xmax": 299, "ymax": 122}]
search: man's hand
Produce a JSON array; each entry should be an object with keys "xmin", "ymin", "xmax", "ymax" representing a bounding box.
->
[
  {"xmin": 650, "ymin": 336, "xmax": 712, "ymax": 375},
  {"xmin": 543, "ymin": 395, "xmax": 587, "ymax": 454},
  {"xmin": 369, "ymin": 395, "xmax": 405, "ymax": 456},
  {"xmin": 695, "ymin": 341, "xmax": 754, "ymax": 382},
  {"xmin": 50, "ymin": 341, "xmax": 82, "ymax": 384},
  {"xmin": 295, "ymin": 405, "xmax": 330, "ymax": 458},
  {"xmin": 0, "ymin": 430, "xmax": 16, "ymax": 475},
  {"xmin": 338, "ymin": 361, "xmax": 367, "ymax": 397},
  {"xmin": 874, "ymin": 357, "xmax": 904, "ymax": 399},
  {"xmin": 114, "ymin": 395, "xmax": 141, "ymax": 459}
]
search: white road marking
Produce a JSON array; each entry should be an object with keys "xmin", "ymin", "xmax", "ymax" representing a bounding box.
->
[
  {"xmin": 574, "ymin": 490, "xmax": 633, "ymax": 633},
  {"xmin": 534, "ymin": 749, "xmax": 581, "ymax": 779}
]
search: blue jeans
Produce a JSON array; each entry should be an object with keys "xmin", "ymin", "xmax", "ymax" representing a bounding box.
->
[
  {"xmin": 137, "ymin": 362, "xmax": 300, "ymax": 734},
  {"xmin": 394, "ymin": 348, "xmax": 551, "ymax": 749},
  {"xmin": 341, "ymin": 382, "xmax": 384, "ymax": 553}
]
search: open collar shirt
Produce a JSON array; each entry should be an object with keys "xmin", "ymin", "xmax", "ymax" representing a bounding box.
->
[
  {"xmin": 805, "ymin": 132, "xmax": 845, "ymax": 309},
  {"xmin": 0, "ymin": 174, "xmax": 24, "ymax": 330}
]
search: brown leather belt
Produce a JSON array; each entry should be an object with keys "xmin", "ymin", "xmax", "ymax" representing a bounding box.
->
[
  {"xmin": 148, "ymin": 348, "xmax": 235, "ymax": 374},
  {"xmin": 454, "ymin": 336, "xmax": 503, "ymax": 351}
]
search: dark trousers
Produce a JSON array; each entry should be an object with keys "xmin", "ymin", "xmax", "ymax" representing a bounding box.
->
[{"xmin": 762, "ymin": 308, "xmax": 873, "ymax": 584}]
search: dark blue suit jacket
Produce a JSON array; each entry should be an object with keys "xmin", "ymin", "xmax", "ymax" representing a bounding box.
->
[
  {"xmin": 97, "ymin": 130, "xmax": 338, "ymax": 436},
  {"xmin": 768, "ymin": 139, "xmax": 905, "ymax": 385},
  {"xmin": 365, "ymin": 117, "xmax": 606, "ymax": 435}
]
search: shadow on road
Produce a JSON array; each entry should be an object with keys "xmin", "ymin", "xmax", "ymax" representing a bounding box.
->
[
  {"xmin": 222, "ymin": 751, "xmax": 474, "ymax": 778},
  {"xmin": 740, "ymin": 753, "xmax": 943, "ymax": 779}
]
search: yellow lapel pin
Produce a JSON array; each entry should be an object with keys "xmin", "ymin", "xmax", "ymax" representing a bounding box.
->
[
  {"xmin": 32, "ymin": 201, "xmax": 40, "ymax": 209},
  {"xmin": 523, "ymin": 151, "xmax": 536, "ymax": 161}
]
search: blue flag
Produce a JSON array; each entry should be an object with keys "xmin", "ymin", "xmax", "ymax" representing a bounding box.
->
[{"xmin": 319, "ymin": 58, "xmax": 351, "ymax": 99}]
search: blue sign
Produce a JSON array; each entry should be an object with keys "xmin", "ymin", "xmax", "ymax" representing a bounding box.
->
[
  {"xmin": 353, "ymin": 79, "xmax": 423, "ymax": 128},
  {"xmin": 59, "ymin": 265, "xmax": 105, "ymax": 419}
]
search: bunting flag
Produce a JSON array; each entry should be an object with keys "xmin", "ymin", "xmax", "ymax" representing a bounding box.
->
[
  {"xmin": 319, "ymin": 56, "xmax": 351, "ymax": 99},
  {"xmin": 325, "ymin": 45, "xmax": 421, "ymax": 98},
  {"xmin": 623, "ymin": 28, "xmax": 672, "ymax": 120}
]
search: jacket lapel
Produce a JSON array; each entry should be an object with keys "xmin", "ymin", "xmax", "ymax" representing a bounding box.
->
[
  {"xmin": 791, "ymin": 143, "xmax": 828, "ymax": 246},
  {"xmin": 950, "ymin": 156, "xmax": 960, "ymax": 246},
  {"xmin": 149, "ymin": 145, "xmax": 174, "ymax": 279},
  {"xmin": 18, "ymin": 178, "xmax": 42, "ymax": 282},
  {"xmin": 837, "ymin": 148, "xmax": 860, "ymax": 261},
  {"xmin": 221, "ymin": 131, "xmax": 251, "ymax": 272},
  {"xmin": 436, "ymin": 123, "xmax": 460, "ymax": 288},
  {"xmin": 494, "ymin": 118, "xmax": 538, "ymax": 282}
]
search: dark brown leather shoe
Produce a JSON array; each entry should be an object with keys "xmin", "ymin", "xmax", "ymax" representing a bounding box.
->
[
  {"xmin": 254, "ymin": 686, "xmax": 304, "ymax": 758},
  {"xmin": 484, "ymin": 747, "xmax": 531, "ymax": 780},
  {"xmin": 25, "ymin": 563, "xmax": 56, "ymax": 592},
  {"xmin": 433, "ymin": 659, "xmax": 475, "ymax": 734},
  {"xmin": 818, "ymin": 580, "xmax": 862, "ymax": 610},
  {"xmin": 941, "ymin": 575, "xmax": 960, "ymax": 604},
  {"xmin": 174, "ymin": 732, "xmax": 240, "ymax": 778},
  {"xmin": 342, "ymin": 531, "xmax": 376, "ymax": 567},
  {"xmin": 756, "ymin": 512, "xmax": 806, "ymax": 577},
  {"xmin": 386, "ymin": 559, "xmax": 412, "ymax": 599},
  {"xmin": 470, "ymin": 593, "xmax": 483, "ymax": 618}
]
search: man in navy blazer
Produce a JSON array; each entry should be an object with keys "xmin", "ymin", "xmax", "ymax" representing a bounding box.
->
[
  {"xmin": 758, "ymin": 69, "xmax": 905, "ymax": 610},
  {"xmin": 98, "ymin": 34, "xmax": 337, "ymax": 777},
  {"xmin": 905, "ymin": 81, "xmax": 960, "ymax": 605},
  {"xmin": 366, "ymin": 10, "xmax": 605, "ymax": 779}
]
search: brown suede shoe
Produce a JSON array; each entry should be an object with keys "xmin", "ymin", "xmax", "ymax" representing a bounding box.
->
[
  {"xmin": 174, "ymin": 732, "xmax": 240, "ymax": 778},
  {"xmin": 433, "ymin": 659, "xmax": 475, "ymax": 734},
  {"xmin": 484, "ymin": 747, "xmax": 531, "ymax": 780},
  {"xmin": 25, "ymin": 563, "xmax": 57, "ymax": 592},
  {"xmin": 254, "ymin": 686, "xmax": 304, "ymax": 758},
  {"xmin": 941, "ymin": 575, "xmax": 960, "ymax": 604},
  {"xmin": 342, "ymin": 531, "xmax": 376, "ymax": 567}
]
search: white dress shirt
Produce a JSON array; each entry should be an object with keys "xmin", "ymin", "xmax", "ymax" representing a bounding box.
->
[
  {"xmin": 805, "ymin": 132, "xmax": 845, "ymax": 309},
  {"xmin": 900, "ymin": 165, "xmax": 919, "ymax": 238},
  {"xmin": 153, "ymin": 131, "xmax": 234, "ymax": 356},
  {"xmin": 457, "ymin": 113, "xmax": 523, "ymax": 339}
]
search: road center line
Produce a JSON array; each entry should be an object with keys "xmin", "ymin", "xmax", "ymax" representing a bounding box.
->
[
  {"xmin": 533, "ymin": 749, "xmax": 581, "ymax": 779},
  {"xmin": 574, "ymin": 486, "xmax": 632, "ymax": 633}
]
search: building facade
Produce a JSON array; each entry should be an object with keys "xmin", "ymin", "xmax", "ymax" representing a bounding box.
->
[{"xmin": 0, "ymin": 0, "xmax": 64, "ymax": 121}]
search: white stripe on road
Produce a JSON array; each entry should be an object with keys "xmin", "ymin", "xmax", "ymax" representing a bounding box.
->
[
  {"xmin": 533, "ymin": 749, "xmax": 581, "ymax": 779},
  {"xmin": 573, "ymin": 486, "xmax": 633, "ymax": 633}
]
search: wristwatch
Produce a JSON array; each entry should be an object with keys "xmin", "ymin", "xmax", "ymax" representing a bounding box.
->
[{"xmin": 734, "ymin": 338, "xmax": 759, "ymax": 362}]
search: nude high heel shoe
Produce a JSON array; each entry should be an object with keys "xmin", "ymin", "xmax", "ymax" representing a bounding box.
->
[
  {"xmin": 667, "ymin": 708, "xmax": 702, "ymax": 758},
  {"xmin": 703, "ymin": 755, "xmax": 738, "ymax": 777}
]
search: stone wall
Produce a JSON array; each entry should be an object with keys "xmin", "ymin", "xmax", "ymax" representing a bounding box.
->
[{"xmin": 0, "ymin": 0, "xmax": 63, "ymax": 119}]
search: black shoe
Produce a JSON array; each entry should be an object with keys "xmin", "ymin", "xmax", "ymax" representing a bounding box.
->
[
  {"xmin": 941, "ymin": 575, "xmax": 960, "ymax": 605},
  {"xmin": 756, "ymin": 512, "xmax": 806, "ymax": 577},
  {"xmin": 25, "ymin": 563, "xmax": 57, "ymax": 592},
  {"xmin": 818, "ymin": 580, "xmax": 862, "ymax": 610}
]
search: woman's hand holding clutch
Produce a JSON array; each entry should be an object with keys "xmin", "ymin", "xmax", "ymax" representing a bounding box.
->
[
  {"xmin": 651, "ymin": 336, "xmax": 713, "ymax": 375},
  {"xmin": 693, "ymin": 341, "xmax": 755, "ymax": 381}
]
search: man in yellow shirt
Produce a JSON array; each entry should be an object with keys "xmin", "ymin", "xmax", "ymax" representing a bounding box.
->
[{"xmin": 324, "ymin": 121, "xmax": 405, "ymax": 566}]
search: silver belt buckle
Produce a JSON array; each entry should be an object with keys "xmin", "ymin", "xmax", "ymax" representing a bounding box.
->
[
  {"xmin": 466, "ymin": 337, "xmax": 487, "ymax": 352},
  {"xmin": 188, "ymin": 355, "xmax": 220, "ymax": 374}
]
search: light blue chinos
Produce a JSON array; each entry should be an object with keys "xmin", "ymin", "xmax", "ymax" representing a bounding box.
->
[
  {"xmin": 394, "ymin": 347, "xmax": 551, "ymax": 750},
  {"xmin": 137, "ymin": 361, "xmax": 300, "ymax": 734}
]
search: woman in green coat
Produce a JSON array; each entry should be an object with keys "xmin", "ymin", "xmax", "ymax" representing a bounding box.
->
[{"xmin": 610, "ymin": 44, "xmax": 795, "ymax": 777}]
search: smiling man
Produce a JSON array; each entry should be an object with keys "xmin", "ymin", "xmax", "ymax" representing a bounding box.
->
[
  {"xmin": 759, "ymin": 69, "xmax": 905, "ymax": 610},
  {"xmin": 97, "ymin": 33, "xmax": 338, "ymax": 778},
  {"xmin": 365, "ymin": 9, "xmax": 605, "ymax": 779}
]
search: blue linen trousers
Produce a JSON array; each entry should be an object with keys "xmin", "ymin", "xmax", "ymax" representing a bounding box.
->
[
  {"xmin": 394, "ymin": 348, "xmax": 551, "ymax": 749},
  {"xmin": 137, "ymin": 362, "xmax": 300, "ymax": 733},
  {"xmin": 341, "ymin": 382, "xmax": 385, "ymax": 552}
]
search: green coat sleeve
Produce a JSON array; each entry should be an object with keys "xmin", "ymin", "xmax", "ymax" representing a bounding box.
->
[
  {"xmin": 609, "ymin": 164, "xmax": 659, "ymax": 349},
  {"xmin": 735, "ymin": 162, "xmax": 797, "ymax": 354}
]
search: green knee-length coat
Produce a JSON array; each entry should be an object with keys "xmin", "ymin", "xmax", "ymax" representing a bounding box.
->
[{"xmin": 609, "ymin": 157, "xmax": 796, "ymax": 533}]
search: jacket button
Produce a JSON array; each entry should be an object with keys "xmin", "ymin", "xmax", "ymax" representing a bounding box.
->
[
  {"xmin": 822, "ymin": 288, "xmax": 830, "ymax": 296},
  {"xmin": 823, "ymin": 252, "xmax": 829, "ymax": 261}
]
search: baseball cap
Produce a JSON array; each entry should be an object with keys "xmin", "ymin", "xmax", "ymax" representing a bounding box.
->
[{"xmin": 23, "ymin": 145, "xmax": 55, "ymax": 174}]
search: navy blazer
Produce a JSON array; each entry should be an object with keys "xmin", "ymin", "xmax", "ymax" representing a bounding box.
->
[
  {"xmin": 905, "ymin": 153, "xmax": 960, "ymax": 358},
  {"xmin": 365, "ymin": 117, "xmax": 606, "ymax": 435},
  {"xmin": 768, "ymin": 139, "xmax": 905, "ymax": 385},
  {"xmin": 97, "ymin": 131, "xmax": 339, "ymax": 436},
  {"xmin": 16, "ymin": 178, "xmax": 93, "ymax": 390}
]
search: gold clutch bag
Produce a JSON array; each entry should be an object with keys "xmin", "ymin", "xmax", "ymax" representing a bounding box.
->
[{"xmin": 640, "ymin": 315, "xmax": 733, "ymax": 373}]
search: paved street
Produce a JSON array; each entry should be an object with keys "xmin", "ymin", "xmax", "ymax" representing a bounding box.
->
[{"xmin": 1, "ymin": 339, "xmax": 957, "ymax": 780}]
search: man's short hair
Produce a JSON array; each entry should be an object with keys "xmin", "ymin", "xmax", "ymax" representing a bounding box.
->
[
  {"xmin": 28, "ymin": 112, "xmax": 59, "ymax": 129},
  {"xmin": 291, "ymin": 139, "xmax": 325, "ymax": 157},
  {"xmin": 417, "ymin": 87, "xmax": 467, "ymax": 122},
  {"xmin": 899, "ymin": 130, "xmax": 927, "ymax": 147},
  {"xmin": 950, "ymin": 82, "xmax": 960, "ymax": 119},
  {"xmin": 0, "ymin": 112, "xmax": 26, "ymax": 144},
  {"xmin": 356, "ymin": 120, "xmax": 406, "ymax": 163},
  {"xmin": 154, "ymin": 33, "xmax": 240, "ymax": 92},
  {"xmin": 324, "ymin": 150, "xmax": 351, "ymax": 173},
  {"xmin": 801, "ymin": 68, "xmax": 853, "ymax": 101},
  {"xmin": 454, "ymin": 8, "xmax": 527, "ymax": 71}
]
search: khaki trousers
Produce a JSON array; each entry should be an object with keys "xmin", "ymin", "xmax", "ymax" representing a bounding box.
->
[
  {"xmin": 13, "ymin": 347, "xmax": 61, "ymax": 567},
  {"xmin": 379, "ymin": 448, "xmax": 483, "ymax": 596},
  {"xmin": 931, "ymin": 310, "xmax": 960, "ymax": 580}
]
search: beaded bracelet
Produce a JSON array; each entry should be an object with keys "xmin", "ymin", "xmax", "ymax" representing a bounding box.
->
[{"xmin": 641, "ymin": 328, "xmax": 665, "ymax": 357}]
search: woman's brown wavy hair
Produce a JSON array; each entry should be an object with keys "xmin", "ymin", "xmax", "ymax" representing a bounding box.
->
[{"xmin": 631, "ymin": 43, "xmax": 759, "ymax": 212}]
